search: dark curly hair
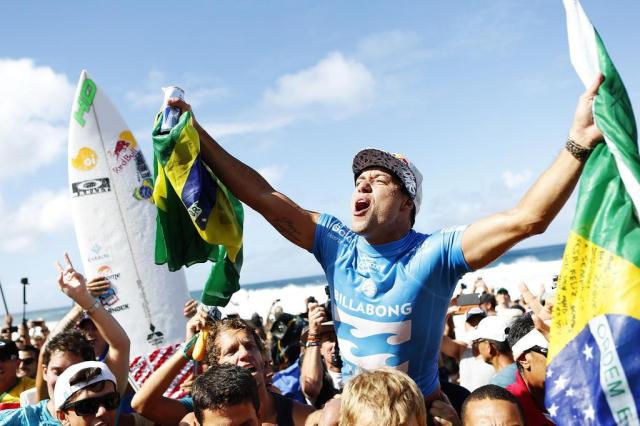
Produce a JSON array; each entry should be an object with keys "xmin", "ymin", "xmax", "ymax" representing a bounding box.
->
[
  {"xmin": 43, "ymin": 330, "xmax": 95, "ymax": 367},
  {"xmin": 192, "ymin": 364, "xmax": 259, "ymax": 423}
]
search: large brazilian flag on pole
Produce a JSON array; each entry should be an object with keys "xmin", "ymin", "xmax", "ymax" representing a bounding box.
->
[{"xmin": 546, "ymin": 0, "xmax": 640, "ymax": 424}]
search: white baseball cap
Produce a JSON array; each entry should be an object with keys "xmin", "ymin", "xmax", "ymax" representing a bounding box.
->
[
  {"xmin": 472, "ymin": 316, "xmax": 509, "ymax": 343},
  {"xmin": 511, "ymin": 329, "xmax": 549, "ymax": 360},
  {"xmin": 54, "ymin": 361, "xmax": 117, "ymax": 410},
  {"xmin": 352, "ymin": 148, "xmax": 423, "ymax": 214}
]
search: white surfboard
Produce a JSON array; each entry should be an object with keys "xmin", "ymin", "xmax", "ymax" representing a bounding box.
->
[{"xmin": 68, "ymin": 70, "xmax": 189, "ymax": 358}]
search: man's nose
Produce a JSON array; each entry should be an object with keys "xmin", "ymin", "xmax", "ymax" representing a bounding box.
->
[
  {"xmin": 356, "ymin": 180, "xmax": 372, "ymax": 193},
  {"xmin": 95, "ymin": 404, "xmax": 109, "ymax": 418},
  {"xmin": 237, "ymin": 344, "xmax": 252, "ymax": 361}
]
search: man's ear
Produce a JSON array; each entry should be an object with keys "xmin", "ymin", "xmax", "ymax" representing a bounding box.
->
[
  {"xmin": 489, "ymin": 342, "xmax": 498, "ymax": 357},
  {"xmin": 56, "ymin": 409, "xmax": 68, "ymax": 425},
  {"xmin": 402, "ymin": 197, "xmax": 414, "ymax": 211},
  {"xmin": 519, "ymin": 356, "xmax": 531, "ymax": 371}
]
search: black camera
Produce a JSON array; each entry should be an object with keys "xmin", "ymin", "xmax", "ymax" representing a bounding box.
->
[{"xmin": 323, "ymin": 285, "xmax": 332, "ymax": 321}]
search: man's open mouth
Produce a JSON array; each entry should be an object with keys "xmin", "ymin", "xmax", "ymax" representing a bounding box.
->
[
  {"xmin": 353, "ymin": 198, "xmax": 370, "ymax": 216},
  {"xmin": 240, "ymin": 364, "xmax": 257, "ymax": 374}
]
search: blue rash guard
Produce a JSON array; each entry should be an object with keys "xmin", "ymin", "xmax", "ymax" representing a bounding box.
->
[{"xmin": 312, "ymin": 214, "xmax": 471, "ymax": 396}]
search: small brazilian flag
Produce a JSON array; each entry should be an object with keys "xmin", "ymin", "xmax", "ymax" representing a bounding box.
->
[
  {"xmin": 152, "ymin": 110, "xmax": 243, "ymax": 307},
  {"xmin": 545, "ymin": 1, "xmax": 640, "ymax": 424}
]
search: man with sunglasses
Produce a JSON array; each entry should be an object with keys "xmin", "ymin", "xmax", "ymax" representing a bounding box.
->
[
  {"xmin": 506, "ymin": 315, "xmax": 554, "ymax": 425},
  {"xmin": 472, "ymin": 316, "xmax": 516, "ymax": 388},
  {"xmin": 17, "ymin": 346, "xmax": 38, "ymax": 380},
  {"xmin": 0, "ymin": 339, "xmax": 35, "ymax": 411},
  {"xmin": 54, "ymin": 361, "xmax": 119, "ymax": 426}
]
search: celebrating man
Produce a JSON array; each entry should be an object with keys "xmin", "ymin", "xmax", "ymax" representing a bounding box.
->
[{"xmin": 168, "ymin": 74, "xmax": 604, "ymax": 402}]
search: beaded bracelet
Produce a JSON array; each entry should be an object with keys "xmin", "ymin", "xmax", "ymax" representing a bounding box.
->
[
  {"xmin": 83, "ymin": 299, "xmax": 101, "ymax": 316},
  {"xmin": 566, "ymin": 138, "xmax": 593, "ymax": 162}
]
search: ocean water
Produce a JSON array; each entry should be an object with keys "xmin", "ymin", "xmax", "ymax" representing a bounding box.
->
[{"xmin": 18, "ymin": 243, "xmax": 566, "ymax": 325}]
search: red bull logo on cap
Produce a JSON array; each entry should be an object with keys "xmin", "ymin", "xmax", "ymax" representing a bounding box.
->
[{"xmin": 392, "ymin": 153, "xmax": 409, "ymax": 166}]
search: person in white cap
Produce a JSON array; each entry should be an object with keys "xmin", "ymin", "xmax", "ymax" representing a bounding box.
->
[
  {"xmin": 505, "ymin": 315, "xmax": 553, "ymax": 425},
  {"xmin": 472, "ymin": 316, "xmax": 517, "ymax": 388},
  {"xmin": 167, "ymin": 74, "xmax": 603, "ymax": 405},
  {"xmin": 54, "ymin": 361, "xmax": 119, "ymax": 426}
]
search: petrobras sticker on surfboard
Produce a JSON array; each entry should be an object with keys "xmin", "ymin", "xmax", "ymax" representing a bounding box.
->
[{"xmin": 68, "ymin": 70, "xmax": 190, "ymax": 358}]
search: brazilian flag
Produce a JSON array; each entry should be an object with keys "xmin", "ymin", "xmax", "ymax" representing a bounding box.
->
[
  {"xmin": 152, "ymin": 110, "xmax": 243, "ymax": 307},
  {"xmin": 545, "ymin": 1, "xmax": 640, "ymax": 424}
]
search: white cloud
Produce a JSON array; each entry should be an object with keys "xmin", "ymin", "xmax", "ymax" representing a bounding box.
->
[
  {"xmin": 263, "ymin": 52, "xmax": 375, "ymax": 112},
  {"xmin": 502, "ymin": 170, "xmax": 532, "ymax": 190},
  {"xmin": 257, "ymin": 165, "xmax": 287, "ymax": 185},
  {"xmin": 206, "ymin": 52, "xmax": 375, "ymax": 138},
  {"xmin": 0, "ymin": 189, "xmax": 73, "ymax": 253},
  {"xmin": 0, "ymin": 59, "xmax": 74, "ymax": 179}
]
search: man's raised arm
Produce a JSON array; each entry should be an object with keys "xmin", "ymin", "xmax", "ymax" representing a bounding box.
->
[
  {"xmin": 168, "ymin": 99, "xmax": 319, "ymax": 251},
  {"xmin": 462, "ymin": 75, "xmax": 605, "ymax": 270}
]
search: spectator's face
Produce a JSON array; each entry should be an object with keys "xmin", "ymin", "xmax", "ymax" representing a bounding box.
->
[
  {"xmin": 463, "ymin": 399, "xmax": 525, "ymax": 426},
  {"xmin": 200, "ymin": 402, "xmax": 259, "ymax": 426},
  {"xmin": 57, "ymin": 381, "xmax": 118, "ymax": 426},
  {"xmin": 17, "ymin": 349, "xmax": 37, "ymax": 379},
  {"xmin": 479, "ymin": 302, "xmax": 492, "ymax": 313},
  {"xmin": 0, "ymin": 328, "xmax": 11, "ymax": 340},
  {"xmin": 320, "ymin": 332, "xmax": 338, "ymax": 368},
  {"xmin": 33, "ymin": 336, "xmax": 45, "ymax": 350},
  {"xmin": 496, "ymin": 293, "xmax": 510, "ymax": 306},
  {"xmin": 43, "ymin": 350, "xmax": 84, "ymax": 396},
  {"xmin": 0, "ymin": 355, "xmax": 18, "ymax": 389},
  {"xmin": 217, "ymin": 329, "xmax": 266, "ymax": 389},
  {"xmin": 521, "ymin": 348, "xmax": 547, "ymax": 389}
]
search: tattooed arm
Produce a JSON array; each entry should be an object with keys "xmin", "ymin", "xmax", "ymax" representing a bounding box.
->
[{"xmin": 168, "ymin": 98, "xmax": 319, "ymax": 251}]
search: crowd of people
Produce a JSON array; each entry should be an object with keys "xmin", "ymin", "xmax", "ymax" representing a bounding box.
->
[
  {"xmin": 0, "ymin": 263, "xmax": 557, "ymax": 426},
  {"xmin": 0, "ymin": 73, "xmax": 604, "ymax": 425}
]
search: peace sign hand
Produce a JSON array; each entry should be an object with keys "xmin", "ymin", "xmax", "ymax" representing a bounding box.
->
[{"xmin": 55, "ymin": 253, "xmax": 94, "ymax": 309}]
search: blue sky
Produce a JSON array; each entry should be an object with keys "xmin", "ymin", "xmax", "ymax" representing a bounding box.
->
[{"xmin": 0, "ymin": 0, "xmax": 638, "ymax": 312}]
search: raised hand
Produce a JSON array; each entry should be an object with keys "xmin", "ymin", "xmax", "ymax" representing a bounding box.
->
[
  {"xmin": 569, "ymin": 73, "xmax": 605, "ymax": 149},
  {"xmin": 55, "ymin": 253, "xmax": 94, "ymax": 309},
  {"xmin": 307, "ymin": 302, "xmax": 327, "ymax": 335},
  {"xmin": 183, "ymin": 299, "xmax": 198, "ymax": 318}
]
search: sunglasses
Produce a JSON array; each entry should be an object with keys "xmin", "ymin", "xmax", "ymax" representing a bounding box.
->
[
  {"xmin": 19, "ymin": 358, "xmax": 35, "ymax": 366},
  {"xmin": 62, "ymin": 392, "xmax": 120, "ymax": 417},
  {"xmin": 527, "ymin": 345, "xmax": 548, "ymax": 357}
]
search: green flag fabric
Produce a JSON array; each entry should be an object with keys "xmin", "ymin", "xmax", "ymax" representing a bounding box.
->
[
  {"xmin": 152, "ymin": 111, "xmax": 243, "ymax": 306},
  {"xmin": 545, "ymin": 1, "xmax": 640, "ymax": 423}
]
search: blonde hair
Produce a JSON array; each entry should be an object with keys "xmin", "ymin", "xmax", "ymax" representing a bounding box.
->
[{"xmin": 340, "ymin": 368, "xmax": 426, "ymax": 426}]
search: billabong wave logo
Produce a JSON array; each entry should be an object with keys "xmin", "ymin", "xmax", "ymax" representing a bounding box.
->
[
  {"xmin": 334, "ymin": 306, "xmax": 411, "ymax": 371},
  {"xmin": 71, "ymin": 147, "xmax": 98, "ymax": 171}
]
